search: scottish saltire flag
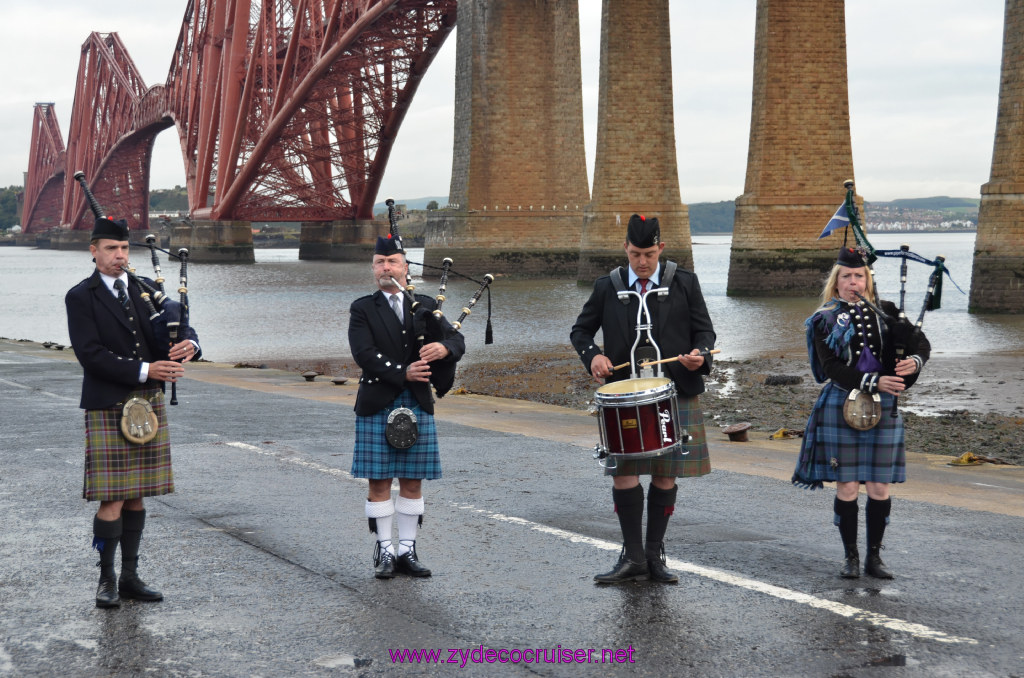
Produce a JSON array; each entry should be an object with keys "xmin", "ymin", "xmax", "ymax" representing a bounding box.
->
[{"xmin": 817, "ymin": 203, "xmax": 849, "ymax": 239}]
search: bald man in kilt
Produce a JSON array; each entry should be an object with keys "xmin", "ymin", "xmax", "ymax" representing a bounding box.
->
[
  {"xmin": 571, "ymin": 214, "xmax": 717, "ymax": 584},
  {"xmin": 66, "ymin": 217, "xmax": 200, "ymax": 608},
  {"xmin": 349, "ymin": 234, "xmax": 464, "ymax": 578}
]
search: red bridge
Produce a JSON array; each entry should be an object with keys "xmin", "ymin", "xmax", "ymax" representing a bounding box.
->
[{"xmin": 20, "ymin": 0, "xmax": 455, "ymax": 243}]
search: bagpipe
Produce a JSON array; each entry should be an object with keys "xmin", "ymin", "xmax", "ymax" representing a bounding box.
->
[
  {"xmin": 73, "ymin": 171, "xmax": 192, "ymax": 406},
  {"xmin": 384, "ymin": 198, "xmax": 494, "ymax": 396},
  {"xmin": 826, "ymin": 180, "xmax": 963, "ymax": 419}
]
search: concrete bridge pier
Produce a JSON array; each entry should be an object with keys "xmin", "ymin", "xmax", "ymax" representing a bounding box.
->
[
  {"xmin": 970, "ymin": 0, "xmax": 1024, "ymax": 313},
  {"xmin": 170, "ymin": 220, "xmax": 254, "ymax": 263},
  {"xmin": 578, "ymin": 0, "xmax": 692, "ymax": 282},
  {"xmin": 298, "ymin": 220, "xmax": 381, "ymax": 262},
  {"xmin": 727, "ymin": 0, "xmax": 857, "ymax": 297}
]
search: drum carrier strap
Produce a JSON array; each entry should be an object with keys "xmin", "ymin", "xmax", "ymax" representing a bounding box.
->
[{"xmin": 610, "ymin": 261, "xmax": 677, "ymax": 304}]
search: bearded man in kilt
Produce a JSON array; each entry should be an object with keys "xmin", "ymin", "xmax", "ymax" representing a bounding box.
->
[
  {"xmin": 349, "ymin": 234, "xmax": 464, "ymax": 579},
  {"xmin": 793, "ymin": 246, "xmax": 930, "ymax": 579},
  {"xmin": 571, "ymin": 214, "xmax": 717, "ymax": 584},
  {"xmin": 65, "ymin": 217, "xmax": 200, "ymax": 608}
]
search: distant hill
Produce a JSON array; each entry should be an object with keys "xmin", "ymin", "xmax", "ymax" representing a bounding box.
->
[
  {"xmin": 373, "ymin": 196, "xmax": 447, "ymax": 212},
  {"xmin": 688, "ymin": 201, "xmax": 735, "ymax": 234},
  {"xmin": 875, "ymin": 196, "xmax": 979, "ymax": 210}
]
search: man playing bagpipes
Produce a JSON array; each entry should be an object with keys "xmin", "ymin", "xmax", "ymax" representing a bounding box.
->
[
  {"xmin": 65, "ymin": 216, "xmax": 200, "ymax": 608},
  {"xmin": 348, "ymin": 233, "xmax": 465, "ymax": 579}
]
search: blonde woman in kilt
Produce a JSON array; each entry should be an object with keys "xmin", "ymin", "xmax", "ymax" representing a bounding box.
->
[
  {"xmin": 793, "ymin": 246, "xmax": 929, "ymax": 579},
  {"xmin": 348, "ymin": 235, "xmax": 464, "ymax": 578},
  {"xmin": 571, "ymin": 215, "xmax": 717, "ymax": 584},
  {"xmin": 65, "ymin": 217, "xmax": 200, "ymax": 608}
]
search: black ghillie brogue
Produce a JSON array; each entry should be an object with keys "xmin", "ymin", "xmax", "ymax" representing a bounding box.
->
[
  {"xmin": 594, "ymin": 548, "xmax": 649, "ymax": 584},
  {"xmin": 96, "ymin": 574, "xmax": 121, "ymax": 609},
  {"xmin": 864, "ymin": 544, "xmax": 893, "ymax": 579},
  {"xmin": 645, "ymin": 542, "xmax": 679, "ymax": 584},
  {"xmin": 840, "ymin": 544, "xmax": 860, "ymax": 579},
  {"xmin": 395, "ymin": 541, "xmax": 431, "ymax": 577},
  {"xmin": 374, "ymin": 542, "xmax": 396, "ymax": 579},
  {"xmin": 118, "ymin": 572, "xmax": 163, "ymax": 602}
]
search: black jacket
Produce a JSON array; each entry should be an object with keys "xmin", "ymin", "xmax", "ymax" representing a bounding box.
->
[
  {"xmin": 349, "ymin": 290, "xmax": 465, "ymax": 416},
  {"xmin": 65, "ymin": 270, "xmax": 201, "ymax": 410},
  {"xmin": 571, "ymin": 263, "xmax": 717, "ymax": 398}
]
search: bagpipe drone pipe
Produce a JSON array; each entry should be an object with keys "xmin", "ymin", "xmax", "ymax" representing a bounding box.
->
[
  {"xmin": 384, "ymin": 198, "xmax": 494, "ymax": 397},
  {"xmin": 834, "ymin": 181, "xmax": 963, "ymax": 416}
]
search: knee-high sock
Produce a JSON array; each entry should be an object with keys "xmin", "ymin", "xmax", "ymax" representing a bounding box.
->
[
  {"xmin": 865, "ymin": 497, "xmax": 891, "ymax": 547},
  {"xmin": 613, "ymin": 485, "xmax": 645, "ymax": 563},
  {"xmin": 834, "ymin": 497, "xmax": 859, "ymax": 548},
  {"xmin": 395, "ymin": 495, "xmax": 425, "ymax": 556},
  {"xmin": 645, "ymin": 484, "xmax": 678, "ymax": 558},
  {"xmin": 93, "ymin": 515, "xmax": 122, "ymax": 579},
  {"xmin": 120, "ymin": 509, "xmax": 147, "ymax": 577},
  {"xmin": 366, "ymin": 499, "xmax": 395, "ymax": 555}
]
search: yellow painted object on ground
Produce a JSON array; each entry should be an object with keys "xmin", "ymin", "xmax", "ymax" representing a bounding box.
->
[
  {"xmin": 949, "ymin": 451, "xmax": 1011, "ymax": 466},
  {"xmin": 769, "ymin": 428, "xmax": 803, "ymax": 440}
]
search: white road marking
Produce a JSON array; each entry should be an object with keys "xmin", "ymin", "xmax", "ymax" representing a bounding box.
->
[
  {"xmin": 0, "ymin": 377, "xmax": 78, "ymax": 402},
  {"xmin": 223, "ymin": 441, "xmax": 978, "ymax": 646}
]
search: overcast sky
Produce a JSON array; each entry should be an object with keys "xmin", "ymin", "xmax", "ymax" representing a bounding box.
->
[{"xmin": 0, "ymin": 1, "xmax": 1006, "ymax": 206}]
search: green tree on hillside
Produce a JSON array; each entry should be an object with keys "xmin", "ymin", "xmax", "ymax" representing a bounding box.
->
[
  {"xmin": 0, "ymin": 186, "xmax": 22, "ymax": 230},
  {"xmin": 426, "ymin": 200, "xmax": 439, "ymax": 210}
]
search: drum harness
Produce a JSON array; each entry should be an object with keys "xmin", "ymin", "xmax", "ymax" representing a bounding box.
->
[{"xmin": 593, "ymin": 263, "xmax": 690, "ymax": 468}]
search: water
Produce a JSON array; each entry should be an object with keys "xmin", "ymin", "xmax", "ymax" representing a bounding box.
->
[{"xmin": 3, "ymin": 233, "xmax": 1023, "ymax": 367}]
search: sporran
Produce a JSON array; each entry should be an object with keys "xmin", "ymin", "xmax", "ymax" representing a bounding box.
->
[
  {"xmin": 842, "ymin": 389, "xmax": 882, "ymax": 431},
  {"xmin": 386, "ymin": 407, "xmax": 418, "ymax": 449},
  {"xmin": 120, "ymin": 396, "xmax": 159, "ymax": 444}
]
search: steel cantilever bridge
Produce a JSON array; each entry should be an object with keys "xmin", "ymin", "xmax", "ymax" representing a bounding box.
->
[{"xmin": 20, "ymin": 0, "xmax": 456, "ymax": 235}]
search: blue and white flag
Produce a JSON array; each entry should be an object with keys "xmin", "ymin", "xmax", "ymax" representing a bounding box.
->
[{"xmin": 817, "ymin": 203, "xmax": 849, "ymax": 240}]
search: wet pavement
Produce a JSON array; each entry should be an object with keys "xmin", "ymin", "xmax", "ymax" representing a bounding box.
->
[{"xmin": 2, "ymin": 339, "xmax": 1023, "ymax": 677}]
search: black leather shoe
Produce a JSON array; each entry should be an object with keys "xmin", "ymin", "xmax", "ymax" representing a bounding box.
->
[
  {"xmin": 864, "ymin": 545, "xmax": 893, "ymax": 579},
  {"xmin": 374, "ymin": 543, "xmax": 396, "ymax": 579},
  {"xmin": 646, "ymin": 544, "xmax": 679, "ymax": 584},
  {"xmin": 118, "ymin": 572, "xmax": 163, "ymax": 601},
  {"xmin": 96, "ymin": 575, "xmax": 121, "ymax": 608},
  {"xmin": 395, "ymin": 543, "xmax": 431, "ymax": 577},
  {"xmin": 840, "ymin": 545, "xmax": 860, "ymax": 579},
  {"xmin": 594, "ymin": 550, "xmax": 648, "ymax": 584}
]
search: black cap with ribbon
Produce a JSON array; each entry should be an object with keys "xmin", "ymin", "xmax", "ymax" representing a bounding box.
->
[
  {"xmin": 626, "ymin": 214, "xmax": 660, "ymax": 248},
  {"xmin": 90, "ymin": 216, "xmax": 129, "ymax": 242}
]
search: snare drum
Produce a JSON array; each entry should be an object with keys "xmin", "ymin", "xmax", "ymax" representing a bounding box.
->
[{"xmin": 594, "ymin": 377, "xmax": 686, "ymax": 461}]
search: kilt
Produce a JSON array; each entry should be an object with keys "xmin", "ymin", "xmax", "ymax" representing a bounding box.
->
[
  {"xmin": 352, "ymin": 390, "xmax": 441, "ymax": 480},
  {"xmin": 792, "ymin": 382, "xmax": 906, "ymax": 489},
  {"xmin": 605, "ymin": 395, "xmax": 711, "ymax": 478},
  {"xmin": 83, "ymin": 388, "xmax": 174, "ymax": 501}
]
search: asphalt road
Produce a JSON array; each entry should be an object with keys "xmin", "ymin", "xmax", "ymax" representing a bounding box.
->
[{"xmin": 1, "ymin": 339, "xmax": 1023, "ymax": 677}]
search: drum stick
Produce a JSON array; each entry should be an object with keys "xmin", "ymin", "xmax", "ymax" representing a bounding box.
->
[{"xmin": 611, "ymin": 349, "xmax": 721, "ymax": 372}]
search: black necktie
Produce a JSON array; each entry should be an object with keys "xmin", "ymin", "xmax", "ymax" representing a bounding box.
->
[{"xmin": 113, "ymin": 279, "xmax": 130, "ymax": 314}]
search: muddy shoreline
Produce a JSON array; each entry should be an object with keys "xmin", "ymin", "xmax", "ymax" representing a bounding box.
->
[{"xmin": 258, "ymin": 350, "xmax": 1024, "ymax": 467}]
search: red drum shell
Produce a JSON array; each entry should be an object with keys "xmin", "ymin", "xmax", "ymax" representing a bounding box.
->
[{"xmin": 595, "ymin": 377, "xmax": 681, "ymax": 458}]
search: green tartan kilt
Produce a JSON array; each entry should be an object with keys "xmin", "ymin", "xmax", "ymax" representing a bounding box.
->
[
  {"xmin": 604, "ymin": 395, "xmax": 711, "ymax": 478},
  {"xmin": 83, "ymin": 388, "xmax": 174, "ymax": 501}
]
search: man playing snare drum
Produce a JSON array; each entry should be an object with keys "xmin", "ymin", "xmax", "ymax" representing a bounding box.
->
[{"xmin": 571, "ymin": 214, "xmax": 717, "ymax": 584}]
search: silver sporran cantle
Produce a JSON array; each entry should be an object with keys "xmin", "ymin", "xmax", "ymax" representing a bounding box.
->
[
  {"xmin": 386, "ymin": 407, "xmax": 418, "ymax": 449},
  {"xmin": 842, "ymin": 389, "xmax": 882, "ymax": 431},
  {"xmin": 120, "ymin": 396, "xmax": 159, "ymax": 444}
]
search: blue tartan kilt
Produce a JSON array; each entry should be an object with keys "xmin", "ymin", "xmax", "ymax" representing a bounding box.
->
[
  {"xmin": 792, "ymin": 382, "xmax": 906, "ymax": 489},
  {"xmin": 352, "ymin": 390, "xmax": 441, "ymax": 480}
]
